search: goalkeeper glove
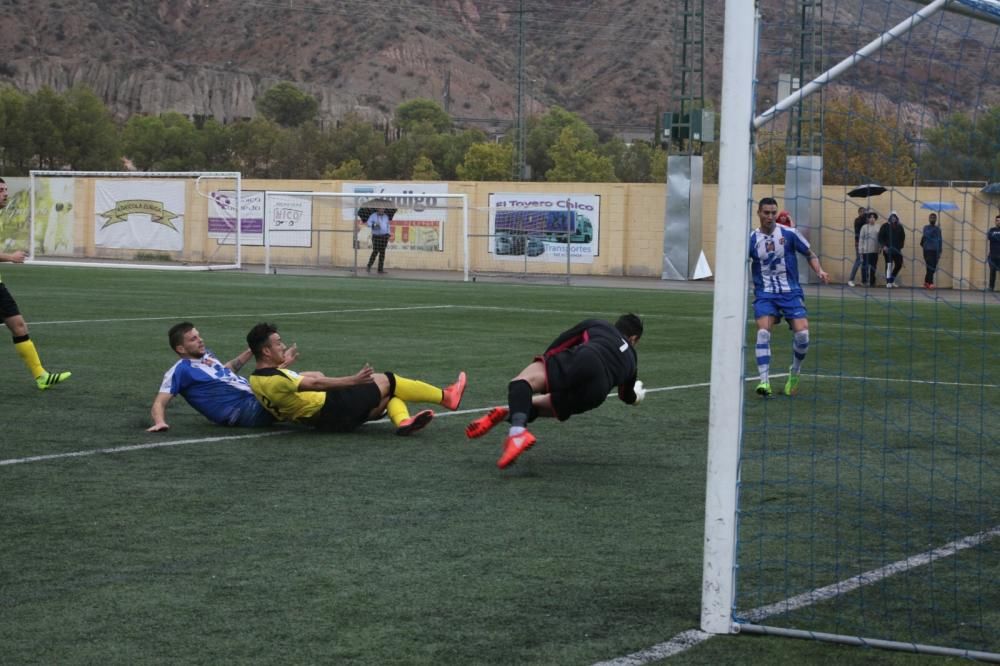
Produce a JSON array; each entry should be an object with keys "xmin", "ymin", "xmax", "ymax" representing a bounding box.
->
[{"xmin": 631, "ymin": 380, "xmax": 646, "ymax": 405}]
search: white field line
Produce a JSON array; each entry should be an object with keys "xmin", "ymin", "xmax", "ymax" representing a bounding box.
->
[
  {"xmin": 5, "ymin": 369, "xmax": 994, "ymax": 467},
  {"xmin": 593, "ymin": 525, "xmax": 1000, "ymax": 666}
]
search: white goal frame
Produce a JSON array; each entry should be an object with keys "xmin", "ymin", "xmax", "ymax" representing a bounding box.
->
[
  {"xmin": 28, "ymin": 170, "xmax": 243, "ymax": 271},
  {"xmin": 703, "ymin": 0, "xmax": 1000, "ymax": 655},
  {"xmin": 261, "ymin": 190, "xmax": 470, "ymax": 280}
]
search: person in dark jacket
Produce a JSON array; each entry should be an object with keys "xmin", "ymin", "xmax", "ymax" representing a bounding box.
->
[
  {"xmin": 878, "ymin": 210, "xmax": 906, "ymax": 288},
  {"xmin": 920, "ymin": 212, "xmax": 943, "ymax": 289}
]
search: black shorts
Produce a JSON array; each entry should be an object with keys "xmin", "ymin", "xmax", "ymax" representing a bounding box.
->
[
  {"xmin": 0, "ymin": 283, "xmax": 20, "ymax": 320},
  {"xmin": 307, "ymin": 383, "xmax": 383, "ymax": 432},
  {"xmin": 542, "ymin": 346, "xmax": 611, "ymax": 421}
]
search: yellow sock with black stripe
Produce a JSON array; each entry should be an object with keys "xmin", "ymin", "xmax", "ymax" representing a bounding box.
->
[
  {"xmin": 392, "ymin": 374, "xmax": 443, "ymax": 405},
  {"xmin": 386, "ymin": 397, "xmax": 410, "ymax": 427},
  {"xmin": 14, "ymin": 336, "xmax": 46, "ymax": 379}
]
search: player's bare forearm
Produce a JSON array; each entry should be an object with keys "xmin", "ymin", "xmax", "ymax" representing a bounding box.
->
[
  {"xmin": 0, "ymin": 250, "xmax": 26, "ymax": 263},
  {"xmin": 147, "ymin": 393, "xmax": 173, "ymax": 432},
  {"xmin": 225, "ymin": 348, "xmax": 253, "ymax": 372},
  {"xmin": 809, "ymin": 255, "xmax": 830, "ymax": 284}
]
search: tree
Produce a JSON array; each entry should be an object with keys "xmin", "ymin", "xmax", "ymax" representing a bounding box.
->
[
  {"xmin": 411, "ymin": 155, "xmax": 440, "ymax": 180},
  {"xmin": 394, "ymin": 99, "xmax": 451, "ymax": 134},
  {"xmin": 545, "ymin": 127, "xmax": 617, "ymax": 182},
  {"xmin": 256, "ymin": 82, "xmax": 319, "ymax": 128},
  {"xmin": 25, "ymin": 87, "xmax": 68, "ymax": 169},
  {"xmin": 821, "ymin": 95, "xmax": 916, "ymax": 186},
  {"xmin": 457, "ymin": 142, "xmax": 512, "ymax": 180},
  {"xmin": 327, "ymin": 113, "xmax": 386, "ymax": 178},
  {"xmin": 918, "ymin": 106, "xmax": 1000, "ymax": 182},
  {"xmin": 323, "ymin": 158, "xmax": 366, "ymax": 180},
  {"xmin": 527, "ymin": 107, "xmax": 599, "ymax": 181},
  {"xmin": 63, "ymin": 87, "xmax": 120, "ymax": 170},
  {"xmin": 228, "ymin": 117, "xmax": 283, "ymax": 177},
  {"xmin": 0, "ymin": 86, "xmax": 31, "ymax": 173}
]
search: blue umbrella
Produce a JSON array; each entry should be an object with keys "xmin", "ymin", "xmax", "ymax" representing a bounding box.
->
[
  {"xmin": 982, "ymin": 183, "xmax": 1000, "ymax": 195},
  {"xmin": 920, "ymin": 201, "xmax": 960, "ymax": 212}
]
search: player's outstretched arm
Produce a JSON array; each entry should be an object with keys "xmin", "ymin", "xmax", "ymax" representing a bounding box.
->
[
  {"xmin": 298, "ymin": 364, "xmax": 374, "ymax": 391},
  {"xmin": 225, "ymin": 348, "xmax": 254, "ymax": 373},
  {"xmin": 0, "ymin": 250, "xmax": 26, "ymax": 263},
  {"xmin": 147, "ymin": 392, "xmax": 174, "ymax": 432}
]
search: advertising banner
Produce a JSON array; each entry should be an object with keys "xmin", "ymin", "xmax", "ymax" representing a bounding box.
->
[
  {"xmin": 265, "ymin": 193, "xmax": 312, "ymax": 248},
  {"xmin": 95, "ymin": 180, "xmax": 185, "ymax": 251},
  {"xmin": 342, "ymin": 183, "xmax": 449, "ymax": 252},
  {"xmin": 0, "ymin": 177, "xmax": 75, "ymax": 255},
  {"xmin": 488, "ymin": 193, "xmax": 601, "ymax": 263},
  {"xmin": 208, "ymin": 190, "xmax": 265, "ymax": 246}
]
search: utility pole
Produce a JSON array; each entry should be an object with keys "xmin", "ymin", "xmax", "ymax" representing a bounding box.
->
[{"xmin": 514, "ymin": 0, "xmax": 528, "ymax": 180}]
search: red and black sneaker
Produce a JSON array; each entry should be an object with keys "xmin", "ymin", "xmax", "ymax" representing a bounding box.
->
[
  {"xmin": 465, "ymin": 406, "xmax": 510, "ymax": 439},
  {"xmin": 395, "ymin": 409, "xmax": 434, "ymax": 436},
  {"xmin": 497, "ymin": 430, "xmax": 536, "ymax": 469}
]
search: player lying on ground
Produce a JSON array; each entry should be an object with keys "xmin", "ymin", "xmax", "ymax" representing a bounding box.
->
[
  {"xmin": 246, "ymin": 322, "xmax": 466, "ymax": 435},
  {"xmin": 148, "ymin": 321, "xmax": 299, "ymax": 431},
  {"xmin": 466, "ymin": 314, "xmax": 646, "ymax": 469}
]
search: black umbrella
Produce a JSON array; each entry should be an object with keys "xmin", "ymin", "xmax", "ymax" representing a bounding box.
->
[
  {"xmin": 981, "ymin": 183, "xmax": 1000, "ymax": 195},
  {"xmin": 356, "ymin": 198, "xmax": 398, "ymax": 222},
  {"xmin": 848, "ymin": 183, "xmax": 888, "ymax": 198}
]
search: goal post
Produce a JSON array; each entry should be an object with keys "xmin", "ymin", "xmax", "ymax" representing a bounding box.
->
[
  {"xmin": 704, "ymin": 0, "xmax": 1000, "ymax": 659},
  {"xmin": 27, "ymin": 170, "xmax": 243, "ymax": 271}
]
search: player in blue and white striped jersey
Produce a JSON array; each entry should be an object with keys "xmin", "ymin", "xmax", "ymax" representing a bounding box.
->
[
  {"xmin": 749, "ymin": 198, "xmax": 829, "ymax": 398},
  {"xmin": 147, "ymin": 322, "xmax": 297, "ymax": 431}
]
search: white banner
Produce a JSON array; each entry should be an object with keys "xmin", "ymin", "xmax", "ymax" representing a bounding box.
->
[
  {"xmin": 488, "ymin": 193, "xmax": 601, "ymax": 263},
  {"xmin": 209, "ymin": 190, "xmax": 265, "ymax": 246},
  {"xmin": 95, "ymin": 181, "xmax": 185, "ymax": 251},
  {"xmin": 265, "ymin": 193, "xmax": 312, "ymax": 247},
  {"xmin": 342, "ymin": 183, "xmax": 450, "ymax": 252}
]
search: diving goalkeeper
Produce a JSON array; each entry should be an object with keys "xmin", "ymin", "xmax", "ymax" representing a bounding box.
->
[{"xmin": 465, "ymin": 313, "xmax": 645, "ymax": 469}]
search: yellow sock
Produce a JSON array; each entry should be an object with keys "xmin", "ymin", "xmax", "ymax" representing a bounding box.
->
[
  {"xmin": 386, "ymin": 397, "xmax": 410, "ymax": 426},
  {"xmin": 14, "ymin": 339, "xmax": 46, "ymax": 379},
  {"xmin": 393, "ymin": 374, "xmax": 443, "ymax": 405}
]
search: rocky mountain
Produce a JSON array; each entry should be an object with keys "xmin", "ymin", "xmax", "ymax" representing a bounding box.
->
[{"xmin": 1, "ymin": 0, "xmax": 997, "ymax": 135}]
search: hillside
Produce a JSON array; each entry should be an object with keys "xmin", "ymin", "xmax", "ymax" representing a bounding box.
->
[{"xmin": 1, "ymin": 0, "xmax": 997, "ymax": 135}]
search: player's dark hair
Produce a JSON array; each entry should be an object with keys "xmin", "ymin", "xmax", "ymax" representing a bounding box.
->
[
  {"xmin": 168, "ymin": 321, "xmax": 195, "ymax": 352},
  {"xmin": 758, "ymin": 197, "xmax": 778, "ymax": 210},
  {"xmin": 615, "ymin": 313, "xmax": 643, "ymax": 340},
  {"xmin": 0, "ymin": 177, "xmax": 5, "ymax": 184},
  {"xmin": 247, "ymin": 322, "xmax": 279, "ymax": 359}
]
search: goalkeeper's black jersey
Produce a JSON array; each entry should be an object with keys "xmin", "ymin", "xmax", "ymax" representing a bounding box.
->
[{"xmin": 543, "ymin": 319, "xmax": 638, "ymax": 395}]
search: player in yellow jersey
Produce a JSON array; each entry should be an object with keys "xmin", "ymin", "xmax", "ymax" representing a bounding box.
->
[
  {"xmin": 0, "ymin": 177, "xmax": 71, "ymax": 390},
  {"xmin": 246, "ymin": 322, "xmax": 466, "ymax": 435}
]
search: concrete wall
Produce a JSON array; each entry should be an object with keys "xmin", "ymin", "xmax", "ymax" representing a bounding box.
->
[{"xmin": 59, "ymin": 177, "xmax": 1000, "ymax": 289}]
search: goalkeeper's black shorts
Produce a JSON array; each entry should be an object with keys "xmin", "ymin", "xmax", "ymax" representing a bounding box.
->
[{"xmin": 542, "ymin": 346, "xmax": 611, "ymax": 421}]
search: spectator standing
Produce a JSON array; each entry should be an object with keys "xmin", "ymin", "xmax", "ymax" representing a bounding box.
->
[
  {"xmin": 878, "ymin": 210, "xmax": 906, "ymax": 288},
  {"xmin": 920, "ymin": 212, "xmax": 943, "ymax": 290},
  {"xmin": 858, "ymin": 210, "xmax": 880, "ymax": 287},
  {"xmin": 847, "ymin": 206, "xmax": 868, "ymax": 287},
  {"xmin": 988, "ymin": 214, "xmax": 1000, "ymax": 291},
  {"xmin": 364, "ymin": 207, "xmax": 391, "ymax": 274}
]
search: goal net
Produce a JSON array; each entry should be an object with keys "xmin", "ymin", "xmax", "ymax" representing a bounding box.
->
[
  {"xmin": 25, "ymin": 171, "xmax": 243, "ymax": 271},
  {"xmin": 704, "ymin": 0, "xmax": 1000, "ymax": 660},
  {"xmin": 258, "ymin": 188, "xmax": 469, "ymax": 278}
]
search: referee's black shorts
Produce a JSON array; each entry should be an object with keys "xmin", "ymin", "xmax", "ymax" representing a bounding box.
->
[
  {"xmin": 0, "ymin": 283, "xmax": 20, "ymax": 320},
  {"xmin": 306, "ymin": 383, "xmax": 383, "ymax": 432},
  {"xmin": 542, "ymin": 346, "xmax": 611, "ymax": 421}
]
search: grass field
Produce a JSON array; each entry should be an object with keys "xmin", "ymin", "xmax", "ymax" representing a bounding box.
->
[{"xmin": 0, "ymin": 265, "xmax": 995, "ymax": 665}]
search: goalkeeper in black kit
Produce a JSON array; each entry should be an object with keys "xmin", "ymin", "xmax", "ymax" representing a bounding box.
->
[{"xmin": 466, "ymin": 313, "xmax": 645, "ymax": 469}]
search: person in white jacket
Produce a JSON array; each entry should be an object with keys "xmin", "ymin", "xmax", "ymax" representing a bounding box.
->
[{"xmin": 857, "ymin": 210, "xmax": 881, "ymax": 287}]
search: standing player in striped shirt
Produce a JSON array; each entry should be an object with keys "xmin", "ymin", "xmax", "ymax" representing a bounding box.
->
[{"xmin": 749, "ymin": 198, "xmax": 829, "ymax": 397}]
